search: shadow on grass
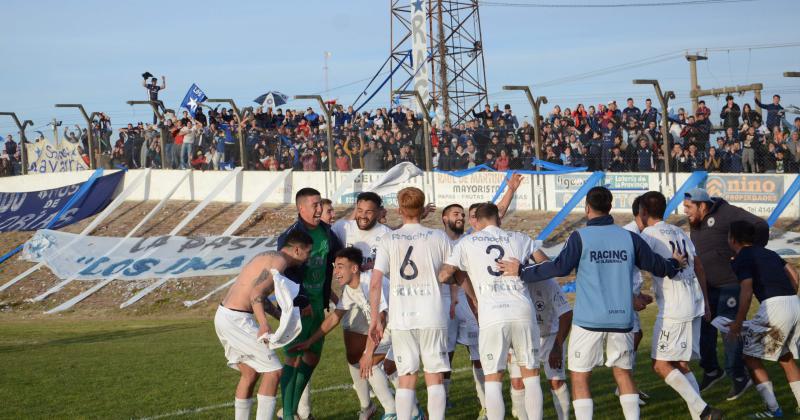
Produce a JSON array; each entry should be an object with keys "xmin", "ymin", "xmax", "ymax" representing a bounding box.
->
[{"xmin": 0, "ymin": 323, "xmax": 197, "ymax": 353}]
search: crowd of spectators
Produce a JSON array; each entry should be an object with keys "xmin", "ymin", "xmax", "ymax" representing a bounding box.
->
[{"xmin": 2, "ymin": 90, "xmax": 799, "ymax": 177}]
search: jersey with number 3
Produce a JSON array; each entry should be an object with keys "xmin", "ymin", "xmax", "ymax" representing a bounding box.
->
[
  {"xmin": 447, "ymin": 225, "xmax": 538, "ymax": 328},
  {"xmin": 641, "ymin": 221, "xmax": 703, "ymax": 321},
  {"xmin": 374, "ymin": 223, "xmax": 452, "ymax": 330}
]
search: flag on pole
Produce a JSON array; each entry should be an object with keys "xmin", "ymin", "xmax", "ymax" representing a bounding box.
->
[{"xmin": 180, "ymin": 83, "xmax": 207, "ymax": 117}]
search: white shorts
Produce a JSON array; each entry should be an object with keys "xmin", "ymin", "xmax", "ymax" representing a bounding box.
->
[
  {"xmin": 214, "ymin": 305, "xmax": 282, "ymax": 373},
  {"xmin": 538, "ymin": 333, "xmax": 567, "ymax": 380},
  {"xmin": 341, "ymin": 307, "xmax": 369, "ymax": 335},
  {"xmin": 391, "ymin": 328, "xmax": 450, "ymax": 375},
  {"xmin": 447, "ymin": 300, "xmax": 480, "ymax": 360},
  {"xmin": 568, "ymin": 324, "xmax": 634, "ymax": 373},
  {"xmin": 651, "ymin": 317, "xmax": 699, "ymax": 362},
  {"xmin": 376, "ymin": 328, "xmax": 393, "ymax": 359},
  {"xmin": 479, "ymin": 321, "xmax": 539, "ymax": 375},
  {"xmin": 744, "ymin": 295, "xmax": 800, "ymax": 362}
]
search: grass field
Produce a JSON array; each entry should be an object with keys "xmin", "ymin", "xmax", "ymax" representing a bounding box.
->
[{"xmin": 1, "ymin": 305, "xmax": 799, "ymax": 420}]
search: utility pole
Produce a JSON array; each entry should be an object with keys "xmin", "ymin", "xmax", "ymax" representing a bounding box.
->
[
  {"xmin": 502, "ymin": 86, "xmax": 547, "ymax": 167},
  {"xmin": 686, "ymin": 53, "xmax": 763, "ymax": 116},
  {"xmin": 633, "ymin": 79, "xmax": 675, "ymax": 187},
  {"xmin": 435, "ymin": 0, "xmax": 450, "ymax": 126},
  {"xmin": 395, "ymin": 89, "xmax": 433, "ymax": 171},
  {"xmin": 55, "ymin": 104, "xmax": 101, "ymax": 169},
  {"xmin": 323, "ymin": 51, "xmax": 332, "ymax": 94},
  {"xmin": 0, "ymin": 112, "xmax": 33, "ymax": 175},
  {"xmin": 294, "ymin": 95, "xmax": 335, "ymax": 172}
]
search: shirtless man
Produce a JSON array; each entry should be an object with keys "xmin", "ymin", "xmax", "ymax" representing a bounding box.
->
[{"xmin": 214, "ymin": 230, "xmax": 313, "ymax": 420}]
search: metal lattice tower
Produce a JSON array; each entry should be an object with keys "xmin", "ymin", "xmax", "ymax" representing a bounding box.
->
[{"xmin": 389, "ymin": 0, "xmax": 489, "ymax": 126}]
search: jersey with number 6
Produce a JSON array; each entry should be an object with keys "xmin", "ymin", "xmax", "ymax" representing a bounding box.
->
[
  {"xmin": 446, "ymin": 225, "xmax": 538, "ymax": 328},
  {"xmin": 641, "ymin": 221, "xmax": 703, "ymax": 321},
  {"xmin": 374, "ymin": 223, "xmax": 452, "ymax": 330}
]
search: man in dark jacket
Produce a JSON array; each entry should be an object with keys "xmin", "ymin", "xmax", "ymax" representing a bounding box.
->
[
  {"xmin": 755, "ymin": 95, "xmax": 785, "ymax": 133},
  {"xmin": 277, "ymin": 187, "xmax": 343, "ymax": 420},
  {"xmin": 683, "ymin": 188, "xmax": 768, "ymax": 400},
  {"xmin": 719, "ymin": 95, "xmax": 741, "ymax": 136}
]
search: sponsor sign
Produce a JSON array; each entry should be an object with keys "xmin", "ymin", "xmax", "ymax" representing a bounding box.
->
[{"xmin": 705, "ymin": 174, "xmax": 784, "ymax": 216}]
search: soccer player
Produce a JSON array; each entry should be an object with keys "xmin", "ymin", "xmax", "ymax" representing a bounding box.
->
[
  {"xmin": 320, "ymin": 198, "xmax": 335, "ymax": 225},
  {"xmin": 331, "ymin": 192, "xmax": 394, "ymax": 417},
  {"xmin": 619, "ymin": 195, "xmax": 649, "ymax": 405},
  {"xmin": 291, "ymin": 247, "xmax": 398, "ymax": 419},
  {"xmin": 498, "ymin": 186, "xmax": 685, "ymax": 420},
  {"xmin": 368, "ymin": 187, "xmax": 453, "ymax": 420},
  {"xmin": 214, "ymin": 230, "xmax": 313, "ymax": 420},
  {"xmin": 637, "ymin": 191, "xmax": 721, "ymax": 420},
  {"xmin": 727, "ymin": 220, "xmax": 800, "ymax": 418},
  {"xmin": 440, "ymin": 203, "xmax": 486, "ymax": 417},
  {"xmin": 279, "ymin": 188, "xmax": 343, "ymax": 420},
  {"xmin": 510, "ymin": 272, "xmax": 573, "ymax": 420},
  {"xmin": 439, "ymin": 202, "xmax": 544, "ymax": 420}
]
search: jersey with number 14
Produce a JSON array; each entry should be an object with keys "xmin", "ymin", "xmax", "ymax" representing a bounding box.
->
[
  {"xmin": 374, "ymin": 223, "xmax": 452, "ymax": 330},
  {"xmin": 641, "ymin": 221, "xmax": 703, "ymax": 321},
  {"xmin": 447, "ymin": 225, "xmax": 538, "ymax": 328}
]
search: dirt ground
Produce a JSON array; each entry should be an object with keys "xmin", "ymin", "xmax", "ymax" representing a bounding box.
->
[{"xmin": 1, "ymin": 201, "xmax": 798, "ymax": 320}]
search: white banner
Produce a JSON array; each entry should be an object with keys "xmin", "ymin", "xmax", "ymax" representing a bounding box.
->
[
  {"xmin": 26, "ymin": 139, "xmax": 89, "ymax": 173},
  {"xmin": 410, "ymin": 0, "xmax": 430, "ymax": 113},
  {"xmin": 22, "ymin": 230, "xmax": 278, "ymax": 280}
]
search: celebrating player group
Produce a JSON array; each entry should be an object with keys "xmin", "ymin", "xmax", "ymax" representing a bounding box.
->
[{"xmin": 213, "ymin": 174, "xmax": 800, "ymax": 420}]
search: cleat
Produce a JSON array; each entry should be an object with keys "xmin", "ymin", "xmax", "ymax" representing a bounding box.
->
[
  {"xmin": 477, "ymin": 407, "xmax": 488, "ymax": 420},
  {"xmin": 381, "ymin": 414, "xmax": 398, "ymax": 420},
  {"xmin": 748, "ymin": 408, "xmax": 783, "ymax": 418},
  {"xmin": 726, "ymin": 377, "xmax": 753, "ymax": 401},
  {"xmin": 699, "ymin": 370, "xmax": 726, "ymax": 393},
  {"xmin": 359, "ymin": 401, "xmax": 378, "ymax": 420},
  {"xmin": 699, "ymin": 405, "xmax": 724, "ymax": 419}
]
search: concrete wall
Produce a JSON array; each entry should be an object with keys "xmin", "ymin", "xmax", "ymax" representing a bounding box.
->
[{"xmin": 1, "ymin": 169, "xmax": 798, "ymax": 219}]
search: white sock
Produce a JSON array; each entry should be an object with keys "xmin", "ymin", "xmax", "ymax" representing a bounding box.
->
[
  {"xmin": 369, "ymin": 365, "xmax": 396, "ymax": 414},
  {"xmin": 298, "ymin": 382, "xmax": 312, "ymax": 418},
  {"xmin": 756, "ymin": 381, "xmax": 780, "ymax": 412},
  {"xmin": 665, "ymin": 369, "xmax": 707, "ymax": 416},
  {"xmin": 573, "ymin": 398, "xmax": 593, "ymax": 420},
  {"xmin": 389, "ymin": 371, "xmax": 400, "ymax": 390},
  {"xmin": 510, "ymin": 387, "xmax": 528, "ymax": 420},
  {"xmin": 790, "ymin": 381, "xmax": 800, "ymax": 407},
  {"xmin": 523, "ymin": 376, "xmax": 544, "ymax": 420},
  {"xmin": 485, "ymin": 381, "xmax": 505, "ymax": 420},
  {"xmin": 427, "ymin": 384, "xmax": 446, "ymax": 420},
  {"xmin": 473, "ymin": 366, "xmax": 486, "ymax": 409},
  {"xmin": 234, "ymin": 398, "xmax": 253, "ymax": 420},
  {"xmin": 255, "ymin": 395, "xmax": 276, "ymax": 420},
  {"xmin": 551, "ymin": 384, "xmax": 571, "ymax": 420},
  {"xmin": 684, "ymin": 371, "xmax": 700, "ymax": 393},
  {"xmin": 396, "ymin": 388, "xmax": 415, "ymax": 420},
  {"xmin": 348, "ymin": 363, "xmax": 371, "ymax": 409},
  {"xmin": 619, "ymin": 394, "xmax": 640, "ymax": 420}
]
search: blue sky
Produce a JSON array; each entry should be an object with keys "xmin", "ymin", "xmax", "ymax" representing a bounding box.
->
[{"xmin": 1, "ymin": 0, "xmax": 799, "ymax": 137}]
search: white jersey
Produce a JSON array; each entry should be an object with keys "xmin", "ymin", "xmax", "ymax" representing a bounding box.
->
[
  {"xmin": 446, "ymin": 225, "xmax": 537, "ymax": 328},
  {"xmin": 641, "ymin": 221, "xmax": 703, "ymax": 321},
  {"xmin": 374, "ymin": 223, "xmax": 452, "ymax": 330},
  {"xmin": 336, "ymin": 271, "xmax": 390, "ymax": 325},
  {"xmin": 528, "ymin": 278, "xmax": 572, "ymax": 337},
  {"xmin": 331, "ymin": 219, "xmax": 392, "ymax": 268},
  {"xmin": 623, "ymin": 221, "xmax": 644, "ymax": 295},
  {"xmin": 440, "ymin": 235, "xmax": 466, "ymax": 302}
]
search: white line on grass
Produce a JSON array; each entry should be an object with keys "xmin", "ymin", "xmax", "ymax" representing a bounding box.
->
[{"xmin": 138, "ymin": 367, "xmax": 473, "ymax": 419}]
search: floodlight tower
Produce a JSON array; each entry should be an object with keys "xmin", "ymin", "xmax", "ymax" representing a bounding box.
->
[{"xmin": 389, "ymin": 0, "xmax": 488, "ymax": 126}]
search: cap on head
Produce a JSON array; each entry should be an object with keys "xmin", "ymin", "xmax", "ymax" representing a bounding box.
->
[{"xmin": 684, "ymin": 188, "xmax": 712, "ymax": 203}]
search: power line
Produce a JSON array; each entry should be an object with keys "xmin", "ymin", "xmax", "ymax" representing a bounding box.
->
[{"xmin": 480, "ymin": 0, "xmax": 758, "ymax": 7}]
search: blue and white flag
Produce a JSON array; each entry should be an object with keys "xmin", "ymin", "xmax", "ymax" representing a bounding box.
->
[{"xmin": 180, "ymin": 83, "xmax": 207, "ymax": 117}]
